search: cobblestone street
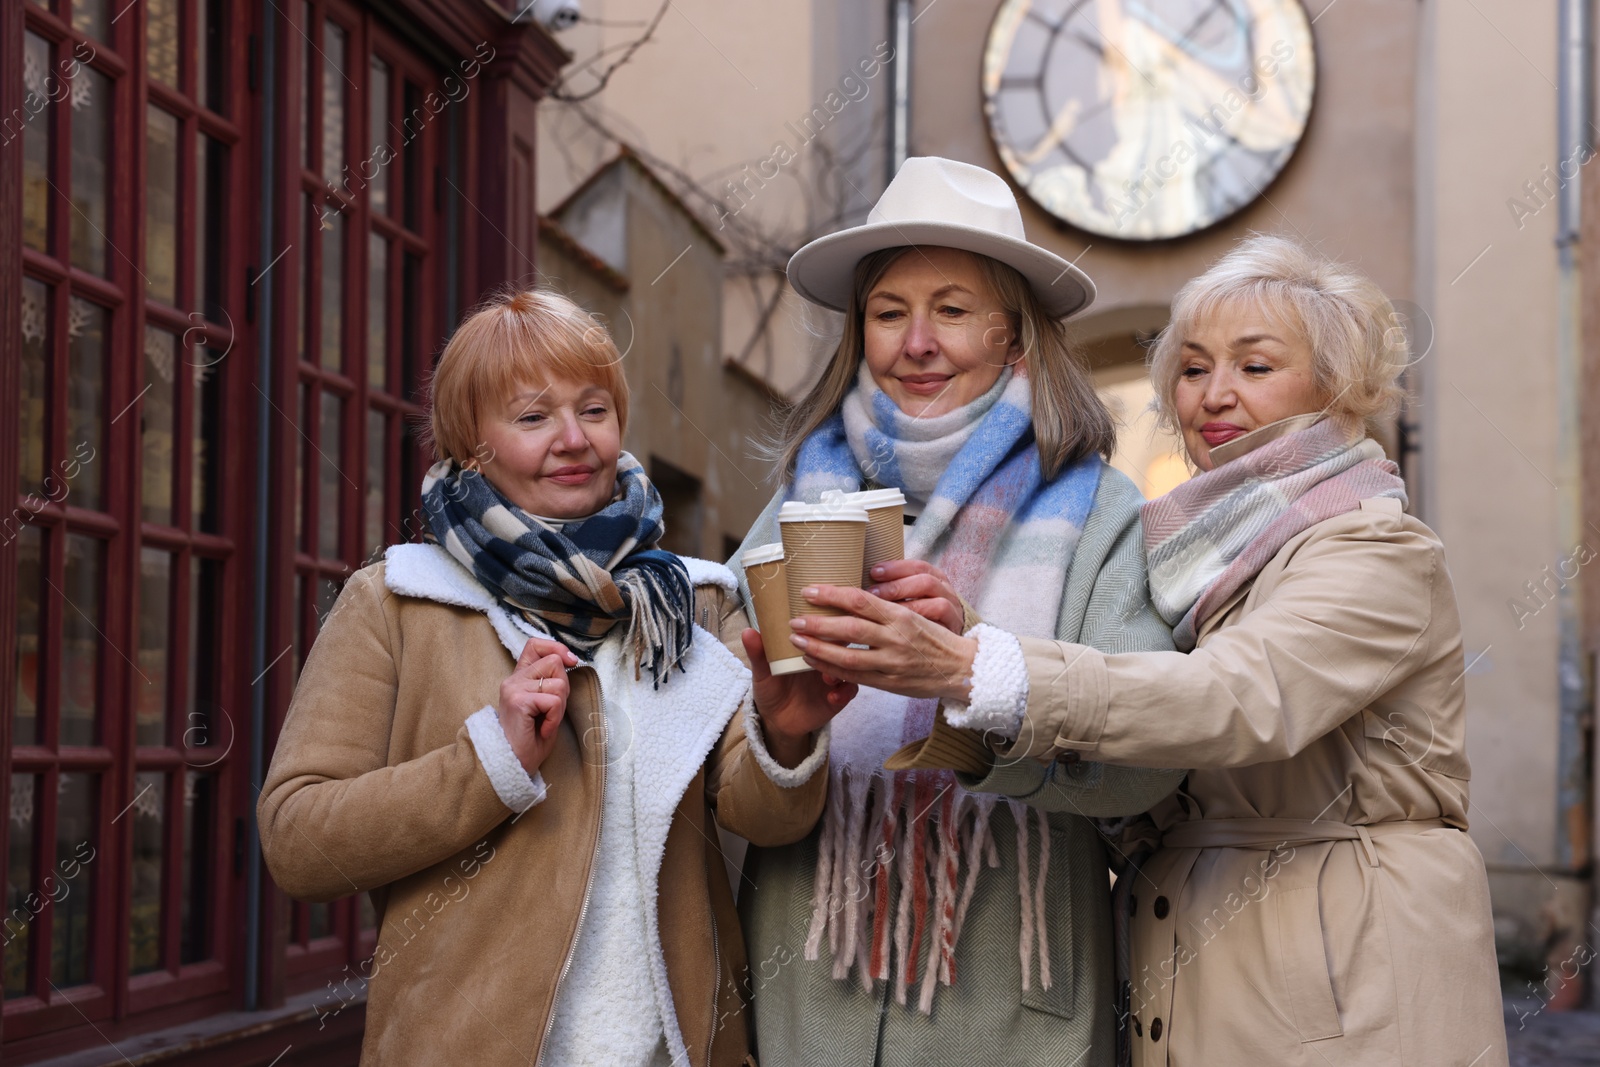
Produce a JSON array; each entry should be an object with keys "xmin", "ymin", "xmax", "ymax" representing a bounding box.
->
[{"xmin": 1506, "ymin": 1001, "xmax": 1600, "ymax": 1066}]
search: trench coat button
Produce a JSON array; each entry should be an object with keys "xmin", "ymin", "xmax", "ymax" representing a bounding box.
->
[
  {"xmin": 1151, "ymin": 1018, "xmax": 1163, "ymax": 1041},
  {"xmin": 1154, "ymin": 895, "xmax": 1170, "ymax": 919}
]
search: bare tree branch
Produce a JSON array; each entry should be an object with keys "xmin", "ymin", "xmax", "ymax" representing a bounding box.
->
[{"xmin": 549, "ymin": 0, "xmax": 672, "ymax": 104}]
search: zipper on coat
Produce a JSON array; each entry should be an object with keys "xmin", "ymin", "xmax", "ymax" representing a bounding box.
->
[{"xmin": 535, "ymin": 669, "xmax": 606, "ymax": 1067}]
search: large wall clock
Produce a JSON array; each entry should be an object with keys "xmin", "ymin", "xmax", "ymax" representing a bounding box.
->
[{"xmin": 982, "ymin": 0, "xmax": 1316, "ymax": 241}]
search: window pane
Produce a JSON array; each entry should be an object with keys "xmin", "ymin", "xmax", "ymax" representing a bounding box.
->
[
  {"xmin": 402, "ymin": 82, "xmax": 421, "ymax": 229},
  {"xmin": 198, "ymin": 0, "xmax": 225, "ymax": 113},
  {"xmin": 61, "ymin": 535, "xmax": 103, "ymax": 746},
  {"xmin": 367, "ymin": 232, "xmax": 387, "ymax": 388},
  {"xmin": 299, "ymin": 193, "xmax": 312, "ymax": 362},
  {"xmin": 128, "ymin": 771, "xmax": 164, "ymax": 975},
  {"xmin": 320, "ymin": 213, "xmax": 344, "ymax": 368},
  {"xmin": 179, "ymin": 772, "xmax": 213, "ymax": 963},
  {"xmin": 142, "ymin": 327, "xmax": 177, "ymax": 525},
  {"xmin": 72, "ymin": 0, "xmax": 111, "ymax": 41},
  {"xmin": 15, "ymin": 527, "xmax": 44, "ymax": 747},
  {"xmin": 299, "ymin": 2, "xmax": 311, "ymax": 168},
  {"xmin": 321, "ymin": 21, "xmax": 346, "ymax": 188},
  {"xmin": 366, "ymin": 409, "xmax": 386, "ymax": 559},
  {"xmin": 358, "ymin": 892, "xmax": 377, "ymax": 933},
  {"xmin": 146, "ymin": 0, "xmax": 179, "ymax": 86},
  {"xmin": 401, "ymin": 251, "xmax": 421, "ymax": 402},
  {"xmin": 66, "ymin": 298, "xmax": 107, "ymax": 510},
  {"xmin": 296, "ymin": 382, "xmax": 309, "ymax": 549},
  {"xmin": 5, "ymin": 775, "xmax": 39, "ymax": 998},
  {"xmin": 22, "ymin": 33, "xmax": 50, "ymax": 252},
  {"xmin": 193, "ymin": 351, "xmax": 222, "ymax": 532},
  {"xmin": 319, "ymin": 392, "xmax": 343, "ymax": 558},
  {"xmin": 20, "ymin": 277, "xmax": 48, "ymax": 497},
  {"xmin": 187, "ymin": 557, "xmax": 221, "ymax": 746},
  {"xmin": 51, "ymin": 772, "xmax": 96, "ymax": 987},
  {"xmin": 146, "ymin": 106, "xmax": 180, "ymax": 305},
  {"xmin": 137, "ymin": 549, "xmax": 172, "ymax": 746},
  {"xmin": 369, "ymin": 59, "xmax": 390, "ymax": 214},
  {"xmin": 308, "ymin": 902, "xmax": 332, "ymax": 940},
  {"xmin": 69, "ymin": 67, "xmax": 112, "ymax": 276},
  {"xmin": 194, "ymin": 136, "xmax": 225, "ymax": 320}
]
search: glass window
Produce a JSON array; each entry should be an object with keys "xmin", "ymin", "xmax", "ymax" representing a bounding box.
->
[
  {"xmin": 51, "ymin": 772, "xmax": 96, "ymax": 987},
  {"xmin": 187, "ymin": 558, "xmax": 220, "ymax": 736},
  {"xmin": 20, "ymin": 277, "xmax": 48, "ymax": 498},
  {"xmin": 142, "ymin": 327, "xmax": 177, "ymax": 525},
  {"xmin": 179, "ymin": 772, "xmax": 213, "ymax": 964},
  {"xmin": 69, "ymin": 67, "xmax": 112, "ymax": 277},
  {"xmin": 320, "ymin": 213, "xmax": 344, "ymax": 368},
  {"xmin": 146, "ymin": 106, "xmax": 180, "ymax": 305},
  {"xmin": 197, "ymin": 0, "xmax": 225, "ymax": 113},
  {"xmin": 366, "ymin": 409, "xmax": 386, "ymax": 558},
  {"xmin": 193, "ymin": 352, "xmax": 222, "ymax": 532},
  {"xmin": 319, "ymin": 392, "xmax": 343, "ymax": 558},
  {"xmin": 66, "ymin": 298, "xmax": 107, "ymax": 510},
  {"xmin": 369, "ymin": 59, "xmax": 390, "ymax": 214},
  {"xmin": 71, "ymin": 0, "xmax": 111, "ymax": 42},
  {"xmin": 136, "ymin": 549, "xmax": 173, "ymax": 747},
  {"xmin": 61, "ymin": 534, "xmax": 103, "ymax": 747},
  {"xmin": 146, "ymin": 0, "xmax": 179, "ymax": 86},
  {"xmin": 194, "ymin": 136, "xmax": 225, "ymax": 320},
  {"xmin": 321, "ymin": 21, "xmax": 346, "ymax": 189},
  {"xmin": 22, "ymin": 32, "xmax": 50, "ymax": 253},
  {"xmin": 367, "ymin": 232, "xmax": 387, "ymax": 387},
  {"xmin": 5, "ymin": 774, "xmax": 39, "ymax": 998},
  {"xmin": 15, "ymin": 527, "xmax": 44, "ymax": 747},
  {"xmin": 128, "ymin": 772, "xmax": 165, "ymax": 975}
]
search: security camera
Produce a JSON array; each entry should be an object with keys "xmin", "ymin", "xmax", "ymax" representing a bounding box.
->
[{"xmin": 527, "ymin": 0, "xmax": 580, "ymax": 31}]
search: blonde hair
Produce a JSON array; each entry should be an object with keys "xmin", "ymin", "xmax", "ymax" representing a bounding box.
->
[
  {"xmin": 425, "ymin": 288, "xmax": 629, "ymax": 464},
  {"xmin": 1147, "ymin": 234, "xmax": 1408, "ymax": 436},
  {"xmin": 776, "ymin": 246, "xmax": 1115, "ymax": 480}
]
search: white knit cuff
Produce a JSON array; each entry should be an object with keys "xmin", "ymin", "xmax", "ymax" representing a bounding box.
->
[
  {"xmin": 466, "ymin": 705, "xmax": 548, "ymax": 813},
  {"xmin": 743, "ymin": 696, "xmax": 831, "ymax": 788},
  {"xmin": 944, "ymin": 623, "xmax": 1028, "ymax": 739}
]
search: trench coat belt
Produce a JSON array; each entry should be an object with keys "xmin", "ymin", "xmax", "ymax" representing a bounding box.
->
[{"xmin": 1160, "ymin": 817, "xmax": 1455, "ymax": 867}]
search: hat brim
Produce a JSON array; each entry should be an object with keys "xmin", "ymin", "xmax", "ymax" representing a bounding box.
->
[{"xmin": 786, "ymin": 220, "xmax": 1096, "ymax": 320}]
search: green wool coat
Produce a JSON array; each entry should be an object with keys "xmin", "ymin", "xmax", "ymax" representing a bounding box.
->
[{"xmin": 727, "ymin": 464, "xmax": 1184, "ymax": 1067}]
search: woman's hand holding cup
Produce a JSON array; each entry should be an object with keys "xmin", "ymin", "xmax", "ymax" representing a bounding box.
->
[
  {"xmin": 741, "ymin": 629, "xmax": 857, "ymax": 769},
  {"xmin": 866, "ymin": 559, "xmax": 966, "ymax": 633},
  {"xmin": 786, "ymin": 585, "xmax": 978, "ymax": 703},
  {"xmin": 497, "ymin": 636, "xmax": 579, "ymax": 775}
]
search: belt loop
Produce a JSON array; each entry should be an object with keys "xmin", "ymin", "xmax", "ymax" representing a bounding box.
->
[{"xmin": 1355, "ymin": 826, "xmax": 1379, "ymax": 868}]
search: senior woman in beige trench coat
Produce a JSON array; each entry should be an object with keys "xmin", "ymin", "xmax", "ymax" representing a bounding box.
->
[{"xmin": 784, "ymin": 235, "xmax": 1508, "ymax": 1067}]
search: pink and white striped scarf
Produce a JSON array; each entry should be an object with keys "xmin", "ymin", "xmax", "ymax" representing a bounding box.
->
[{"xmin": 1143, "ymin": 415, "xmax": 1407, "ymax": 651}]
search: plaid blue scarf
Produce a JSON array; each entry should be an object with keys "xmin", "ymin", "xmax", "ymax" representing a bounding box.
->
[{"xmin": 421, "ymin": 451, "xmax": 694, "ymax": 685}]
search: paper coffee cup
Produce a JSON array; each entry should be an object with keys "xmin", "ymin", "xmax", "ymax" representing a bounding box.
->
[
  {"xmin": 823, "ymin": 488, "xmax": 906, "ymax": 584},
  {"xmin": 777, "ymin": 501, "xmax": 868, "ymax": 617},
  {"xmin": 741, "ymin": 543, "xmax": 812, "ymax": 676}
]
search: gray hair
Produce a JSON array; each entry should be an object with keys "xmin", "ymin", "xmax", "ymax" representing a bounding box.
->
[{"xmin": 1147, "ymin": 234, "xmax": 1409, "ymax": 437}]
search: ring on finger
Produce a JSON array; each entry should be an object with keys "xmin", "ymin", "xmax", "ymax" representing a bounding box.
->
[{"xmin": 536, "ymin": 677, "xmax": 544, "ymax": 693}]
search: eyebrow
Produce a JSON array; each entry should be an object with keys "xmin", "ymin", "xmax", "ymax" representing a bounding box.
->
[
  {"xmin": 1181, "ymin": 333, "xmax": 1286, "ymax": 355},
  {"xmin": 867, "ymin": 283, "xmax": 977, "ymax": 304}
]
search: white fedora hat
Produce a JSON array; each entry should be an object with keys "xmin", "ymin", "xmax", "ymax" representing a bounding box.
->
[{"xmin": 786, "ymin": 156, "xmax": 1096, "ymax": 320}]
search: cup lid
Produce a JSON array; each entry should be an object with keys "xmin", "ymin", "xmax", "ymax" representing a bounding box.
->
[
  {"xmin": 822, "ymin": 487, "xmax": 907, "ymax": 509},
  {"xmin": 778, "ymin": 501, "xmax": 868, "ymax": 523},
  {"xmin": 741, "ymin": 542, "xmax": 785, "ymax": 566}
]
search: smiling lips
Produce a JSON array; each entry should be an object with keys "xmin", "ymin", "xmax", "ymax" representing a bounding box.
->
[
  {"xmin": 1200, "ymin": 422, "xmax": 1248, "ymax": 446},
  {"xmin": 896, "ymin": 373, "xmax": 953, "ymax": 396},
  {"xmin": 546, "ymin": 465, "xmax": 595, "ymax": 485}
]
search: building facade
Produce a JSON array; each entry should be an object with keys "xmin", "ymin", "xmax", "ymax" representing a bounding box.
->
[{"xmin": 2, "ymin": 1, "xmax": 567, "ymax": 1062}]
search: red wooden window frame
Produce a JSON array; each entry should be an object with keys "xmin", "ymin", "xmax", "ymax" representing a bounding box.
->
[
  {"xmin": 6, "ymin": 0, "xmax": 251, "ymax": 1057},
  {"xmin": 273, "ymin": 0, "xmax": 439, "ymax": 996}
]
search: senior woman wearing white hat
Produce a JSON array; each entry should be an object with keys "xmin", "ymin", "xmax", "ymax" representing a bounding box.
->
[
  {"xmin": 727, "ymin": 157, "xmax": 1183, "ymax": 1066},
  {"xmin": 794, "ymin": 235, "xmax": 1508, "ymax": 1067}
]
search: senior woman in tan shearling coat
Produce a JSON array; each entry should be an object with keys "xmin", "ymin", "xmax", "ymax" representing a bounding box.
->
[{"xmin": 793, "ymin": 236, "xmax": 1508, "ymax": 1067}]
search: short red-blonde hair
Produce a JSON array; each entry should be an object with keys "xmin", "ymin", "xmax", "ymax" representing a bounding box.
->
[{"xmin": 425, "ymin": 288, "xmax": 629, "ymax": 464}]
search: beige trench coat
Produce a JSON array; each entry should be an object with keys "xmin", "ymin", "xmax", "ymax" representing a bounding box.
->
[{"xmin": 1004, "ymin": 497, "xmax": 1507, "ymax": 1067}]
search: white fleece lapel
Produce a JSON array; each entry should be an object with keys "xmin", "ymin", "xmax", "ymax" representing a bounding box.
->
[
  {"xmin": 384, "ymin": 543, "xmax": 556, "ymax": 660},
  {"xmin": 592, "ymin": 626, "xmax": 750, "ymax": 1066}
]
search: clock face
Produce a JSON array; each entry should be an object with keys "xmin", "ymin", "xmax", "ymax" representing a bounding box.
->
[{"xmin": 982, "ymin": 0, "xmax": 1316, "ymax": 241}]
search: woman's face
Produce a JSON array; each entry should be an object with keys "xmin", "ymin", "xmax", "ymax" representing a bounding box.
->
[
  {"xmin": 477, "ymin": 375, "xmax": 622, "ymax": 519},
  {"xmin": 861, "ymin": 247, "xmax": 1017, "ymax": 418},
  {"xmin": 1174, "ymin": 298, "xmax": 1326, "ymax": 471}
]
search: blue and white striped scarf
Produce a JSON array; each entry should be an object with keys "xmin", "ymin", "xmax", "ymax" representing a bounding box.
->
[
  {"xmin": 790, "ymin": 364, "xmax": 1103, "ymax": 1009},
  {"xmin": 421, "ymin": 451, "xmax": 694, "ymax": 685}
]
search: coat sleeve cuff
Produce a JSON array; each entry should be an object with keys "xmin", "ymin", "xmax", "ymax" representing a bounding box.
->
[
  {"xmin": 1007, "ymin": 639, "xmax": 1111, "ymax": 760},
  {"xmin": 742, "ymin": 697, "xmax": 831, "ymax": 788},
  {"xmin": 945, "ymin": 623, "xmax": 1028, "ymax": 739},
  {"xmin": 465, "ymin": 705, "xmax": 548, "ymax": 813}
]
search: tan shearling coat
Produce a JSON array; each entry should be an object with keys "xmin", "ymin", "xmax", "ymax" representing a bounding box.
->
[
  {"xmin": 1004, "ymin": 498, "xmax": 1508, "ymax": 1067},
  {"xmin": 258, "ymin": 546, "xmax": 827, "ymax": 1066}
]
